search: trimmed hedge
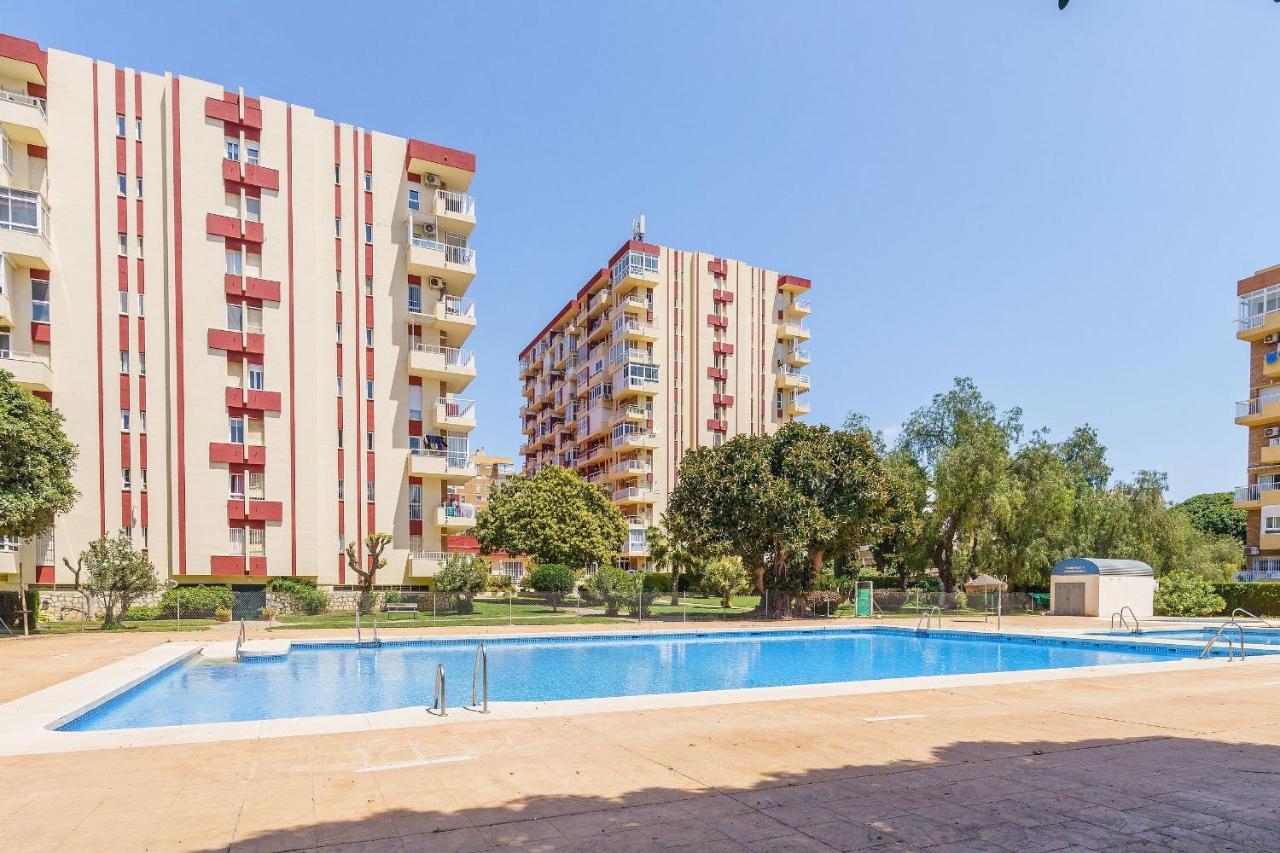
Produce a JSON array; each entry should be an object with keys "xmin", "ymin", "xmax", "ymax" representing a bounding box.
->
[
  {"xmin": 159, "ymin": 585, "xmax": 235, "ymax": 617},
  {"xmin": 642, "ymin": 572, "xmax": 673, "ymax": 594},
  {"xmin": 1213, "ymin": 583, "xmax": 1280, "ymax": 617},
  {"xmin": 267, "ymin": 577, "xmax": 328, "ymax": 614}
]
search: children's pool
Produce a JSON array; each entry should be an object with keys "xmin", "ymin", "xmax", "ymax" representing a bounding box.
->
[
  {"xmin": 1096, "ymin": 627, "xmax": 1280, "ymax": 646},
  {"xmin": 60, "ymin": 627, "xmax": 1228, "ymax": 731}
]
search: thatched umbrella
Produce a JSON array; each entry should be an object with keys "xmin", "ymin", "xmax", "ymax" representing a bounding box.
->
[{"xmin": 964, "ymin": 574, "xmax": 1008, "ymax": 628}]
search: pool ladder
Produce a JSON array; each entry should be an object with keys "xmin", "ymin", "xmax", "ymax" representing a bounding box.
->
[
  {"xmin": 1201, "ymin": 620, "xmax": 1247, "ymax": 661},
  {"xmin": 1232, "ymin": 608, "xmax": 1275, "ymax": 628},
  {"xmin": 431, "ymin": 664, "xmax": 447, "ymax": 716},
  {"xmin": 1109, "ymin": 606, "xmax": 1141, "ymax": 634},
  {"xmin": 470, "ymin": 642, "xmax": 489, "ymax": 714},
  {"xmin": 915, "ymin": 607, "xmax": 941, "ymax": 633}
]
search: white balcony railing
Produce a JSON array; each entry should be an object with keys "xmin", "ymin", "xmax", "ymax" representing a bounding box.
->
[
  {"xmin": 787, "ymin": 347, "xmax": 810, "ymax": 361},
  {"xmin": 0, "ymin": 87, "xmax": 46, "ymax": 115},
  {"xmin": 611, "ymin": 250, "xmax": 659, "ymax": 285},
  {"xmin": 0, "ymin": 186, "xmax": 50, "ymax": 238},
  {"xmin": 411, "ymin": 445, "xmax": 472, "ymax": 470},
  {"xmin": 441, "ymin": 504, "xmax": 476, "ymax": 520},
  {"xmin": 778, "ymin": 367, "xmax": 811, "ymax": 386},
  {"xmin": 408, "ymin": 231, "xmax": 476, "ymax": 267},
  {"xmin": 436, "ymin": 189, "xmax": 475, "ymax": 218},
  {"xmin": 611, "ymin": 459, "xmax": 651, "ymax": 476},
  {"xmin": 411, "ymin": 550, "xmax": 448, "ymax": 561},
  {"xmin": 441, "ymin": 296, "xmax": 475, "ymax": 319},
  {"xmin": 411, "ymin": 341, "xmax": 475, "ymax": 368},
  {"xmin": 437, "ymin": 396, "xmax": 475, "ymax": 420},
  {"xmin": 1236, "ymin": 395, "xmax": 1280, "ymax": 418},
  {"xmin": 612, "ymin": 486, "xmax": 653, "ymax": 502},
  {"xmin": 792, "ymin": 298, "xmax": 812, "ymax": 312}
]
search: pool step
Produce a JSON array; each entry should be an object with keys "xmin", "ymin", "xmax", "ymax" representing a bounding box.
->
[{"xmin": 200, "ymin": 640, "xmax": 291, "ymax": 661}]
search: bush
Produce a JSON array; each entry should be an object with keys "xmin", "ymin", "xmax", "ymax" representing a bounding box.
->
[
  {"xmin": 642, "ymin": 572, "xmax": 673, "ymax": 595},
  {"xmin": 588, "ymin": 567, "xmax": 647, "ymax": 617},
  {"xmin": 259, "ymin": 606, "xmax": 279, "ymax": 621},
  {"xmin": 702, "ymin": 556, "xmax": 749, "ymax": 608},
  {"xmin": 266, "ymin": 578, "xmax": 328, "ymax": 615},
  {"xmin": 1157, "ymin": 571, "xmax": 1227, "ymax": 617},
  {"xmin": 383, "ymin": 590, "xmax": 402, "ymax": 605},
  {"xmin": 488, "ymin": 573, "xmax": 514, "ymax": 594},
  {"xmin": 435, "ymin": 554, "xmax": 489, "ymax": 613},
  {"xmin": 123, "ymin": 604, "xmax": 163, "ymax": 621},
  {"xmin": 1212, "ymin": 582, "xmax": 1280, "ymax": 617},
  {"xmin": 214, "ymin": 607, "xmax": 232, "ymax": 622},
  {"xmin": 528, "ymin": 564, "xmax": 577, "ymax": 611},
  {"xmin": 159, "ymin": 584, "xmax": 235, "ymax": 618}
]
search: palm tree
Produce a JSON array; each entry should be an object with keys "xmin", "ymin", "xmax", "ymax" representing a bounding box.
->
[{"xmin": 647, "ymin": 522, "xmax": 697, "ymax": 606}]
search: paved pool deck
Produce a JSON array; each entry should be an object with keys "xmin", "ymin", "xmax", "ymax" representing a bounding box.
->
[{"xmin": 3, "ymin": 615, "xmax": 1279, "ymax": 852}]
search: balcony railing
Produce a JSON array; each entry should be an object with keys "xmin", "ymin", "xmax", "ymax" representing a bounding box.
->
[
  {"xmin": 411, "ymin": 445, "xmax": 472, "ymax": 470},
  {"xmin": 411, "ymin": 341, "xmax": 475, "ymax": 368},
  {"xmin": 442, "ymin": 504, "xmax": 476, "ymax": 519},
  {"xmin": 1236, "ymin": 395, "xmax": 1280, "ymax": 418},
  {"xmin": 0, "ymin": 87, "xmax": 46, "ymax": 115},
  {"xmin": 0, "ymin": 186, "xmax": 50, "ymax": 238},
  {"xmin": 408, "ymin": 232, "xmax": 475, "ymax": 267},
  {"xmin": 436, "ymin": 189, "xmax": 475, "ymax": 218},
  {"xmin": 1236, "ymin": 484, "xmax": 1262, "ymax": 502},
  {"xmin": 441, "ymin": 296, "xmax": 475, "ymax": 319},
  {"xmin": 436, "ymin": 396, "xmax": 475, "ymax": 419},
  {"xmin": 611, "ymin": 459, "xmax": 651, "ymax": 476},
  {"xmin": 778, "ymin": 367, "xmax": 811, "ymax": 386},
  {"xmin": 787, "ymin": 347, "xmax": 810, "ymax": 361},
  {"xmin": 1240, "ymin": 558, "xmax": 1280, "ymax": 582},
  {"xmin": 612, "ymin": 486, "xmax": 653, "ymax": 502},
  {"xmin": 410, "ymin": 550, "xmax": 448, "ymax": 561},
  {"xmin": 611, "ymin": 250, "xmax": 659, "ymax": 285}
]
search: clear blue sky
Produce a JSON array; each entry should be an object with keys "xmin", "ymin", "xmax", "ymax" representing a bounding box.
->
[{"xmin": 15, "ymin": 1, "xmax": 1277, "ymax": 500}]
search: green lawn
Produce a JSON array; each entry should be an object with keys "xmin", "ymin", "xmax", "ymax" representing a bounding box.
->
[
  {"xmin": 22, "ymin": 618, "xmax": 218, "ymax": 635},
  {"xmin": 647, "ymin": 595, "xmax": 761, "ymax": 618},
  {"xmin": 271, "ymin": 597, "xmax": 630, "ymax": 630}
]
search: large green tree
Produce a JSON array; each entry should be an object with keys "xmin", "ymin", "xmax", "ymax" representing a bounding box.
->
[
  {"xmin": 475, "ymin": 465, "xmax": 626, "ymax": 569},
  {"xmin": 0, "ymin": 371, "xmax": 78, "ymax": 544},
  {"xmin": 82, "ymin": 531, "xmax": 159, "ymax": 628},
  {"xmin": 646, "ymin": 520, "xmax": 698, "ymax": 606},
  {"xmin": 1172, "ymin": 492, "xmax": 1247, "ymax": 546}
]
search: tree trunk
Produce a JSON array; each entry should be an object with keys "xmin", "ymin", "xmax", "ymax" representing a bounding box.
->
[
  {"xmin": 670, "ymin": 565, "xmax": 680, "ymax": 607},
  {"xmin": 810, "ymin": 549, "xmax": 825, "ymax": 588}
]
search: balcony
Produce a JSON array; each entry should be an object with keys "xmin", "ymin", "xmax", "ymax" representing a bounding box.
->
[
  {"xmin": 785, "ymin": 298, "xmax": 812, "ymax": 317},
  {"xmin": 209, "ymin": 442, "xmax": 266, "ymax": 465},
  {"xmin": 611, "ymin": 404, "xmax": 650, "ymax": 425},
  {"xmin": 1263, "ymin": 443, "xmax": 1280, "ymax": 465},
  {"xmin": 208, "ymin": 328, "xmax": 265, "ymax": 355},
  {"xmin": 430, "ymin": 190, "xmax": 476, "ymax": 233},
  {"xmin": 409, "ymin": 551, "xmax": 447, "ymax": 578},
  {"xmin": 1238, "ymin": 558, "xmax": 1280, "ymax": 582},
  {"xmin": 409, "ymin": 447, "xmax": 476, "ymax": 481},
  {"xmin": 409, "ymin": 342, "xmax": 476, "ymax": 391},
  {"xmin": 618, "ymin": 293, "xmax": 649, "ymax": 315},
  {"xmin": 432, "ymin": 296, "xmax": 476, "ymax": 335},
  {"xmin": 783, "ymin": 346, "xmax": 810, "ymax": 367},
  {"xmin": 610, "ymin": 250, "xmax": 660, "ymax": 292},
  {"xmin": 608, "ymin": 458, "xmax": 652, "ymax": 481},
  {"xmin": 778, "ymin": 274, "xmax": 811, "ymax": 294},
  {"xmin": 784, "ymin": 394, "xmax": 811, "ymax": 417},
  {"xmin": 1237, "ymin": 286, "xmax": 1280, "ymax": 341},
  {"xmin": 225, "ymin": 274, "xmax": 281, "ymax": 302},
  {"xmin": 435, "ymin": 396, "xmax": 476, "ymax": 430},
  {"xmin": 622, "ymin": 537, "xmax": 650, "ymax": 557},
  {"xmin": 612, "ymin": 486, "xmax": 655, "ymax": 504},
  {"xmin": 227, "ymin": 499, "xmax": 283, "ymax": 522},
  {"xmin": 778, "ymin": 320, "xmax": 811, "ymax": 341},
  {"xmin": 777, "ymin": 367, "xmax": 811, "ymax": 391},
  {"xmin": 614, "ymin": 316, "xmax": 658, "ymax": 342},
  {"xmin": 225, "ymin": 387, "xmax": 282, "ymax": 413},
  {"xmin": 1235, "ymin": 395, "xmax": 1280, "ymax": 427},
  {"xmin": 0, "ymin": 186, "xmax": 51, "ymax": 267},
  {"xmin": 613, "ymin": 429, "xmax": 658, "ymax": 450},
  {"xmin": 0, "ymin": 351, "xmax": 51, "ymax": 391},
  {"xmin": 406, "ymin": 227, "xmax": 475, "ymax": 295},
  {"xmin": 0, "ymin": 87, "xmax": 48, "ymax": 146},
  {"xmin": 437, "ymin": 505, "xmax": 477, "ymax": 529}
]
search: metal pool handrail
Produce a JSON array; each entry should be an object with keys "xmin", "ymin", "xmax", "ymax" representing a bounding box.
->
[
  {"xmin": 471, "ymin": 642, "xmax": 489, "ymax": 714},
  {"xmin": 431, "ymin": 664, "xmax": 447, "ymax": 716},
  {"xmin": 355, "ymin": 607, "xmax": 362, "ymax": 644},
  {"xmin": 1232, "ymin": 608, "xmax": 1275, "ymax": 628},
  {"xmin": 915, "ymin": 607, "xmax": 941, "ymax": 632},
  {"xmin": 235, "ymin": 620, "xmax": 246, "ymax": 660},
  {"xmin": 1110, "ymin": 606, "xmax": 1141, "ymax": 634},
  {"xmin": 1201, "ymin": 620, "xmax": 1247, "ymax": 661}
]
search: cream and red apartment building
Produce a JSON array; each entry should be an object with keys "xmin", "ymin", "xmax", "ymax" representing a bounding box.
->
[
  {"xmin": 0, "ymin": 32, "xmax": 480, "ymax": 593},
  {"xmin": 518, "ymin": 238, "xmax": 812, "ymax": 569},
  {"xmin": 1234, "ymin": 265, "xmax": 1280, "ymax": 582}
]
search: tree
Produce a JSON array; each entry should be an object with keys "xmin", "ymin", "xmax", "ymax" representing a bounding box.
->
[
  {"xmin": 870, "ymin": 451, "xmax": 928, "ymax": 588},
  {"xmin": 646, "ymin": 520, "xmax": 698, "ymax": 606},
  {"xmin": 82, "ymin": 531, "xmax": 159, "ymax": 628},
  {"xmin": 345, "ymin": 532, "xmax": 392, "ymax": 613},
  {"xmin": 587, "ymin": 565, "xmax": 640, "ymax": 617},
  {"xmin": 0, "ymin": 370, "xmax": 78, "ymax": 555},
  {"xmin": 1058, "ymin": 425, "xmax": 1111, "ymax": 493},
  {"xmin": 61, "ymin": 555, "xmax": 92, "ymax": 629},
  {"xmin": 991, "ymin": 435, "xmax": 1076, "ymax": 589},
  {"xmin": 1154, "ymin": 571, "xmax": 1226, "ymax": 617},
  {"xmin": 476, "ymin": 466, "xmax": 626, "ymax": 569},
  {"xmin": 434, "ymin": 554, "xmax": 488, "ymax": 613},
  {"xmin": 702, "ymin": 556, "xmax": 749, "ymax": 608},
  {"xmin": 528, "ymin": 564, "xmax": 576, "ymax": 611},
  {"xmin": 1173, "ymin": 492, "xmax": 1247, "ymax": 546}
]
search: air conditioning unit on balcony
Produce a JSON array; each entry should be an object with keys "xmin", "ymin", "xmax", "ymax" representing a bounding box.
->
[
  {"xmin": 1247, "ymin": 546, "xmax": 1260, "ymax": 556},
  {"xmin": 424, "ymin": 173, "xmax": 442, "ymax": 187},
  {"xmin": 1267, "ymin": 427, "xmax": 1280, "ymax": 438},
  {"xmin": 1266, "ymin": 333, "xmax": 1279, "ymax": 344},
  {"xmin": 422, "ymin": 220, "xmax": 437, "ymax": 237},
  {"xmin": 428, "ymin": 276, "xmax": 446, "ymax": 291}
]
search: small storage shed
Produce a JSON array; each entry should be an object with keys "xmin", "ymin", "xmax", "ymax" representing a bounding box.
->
[{"xmin": 1049, "ymin": 558, "xmax": 1156, "ymax": 618}]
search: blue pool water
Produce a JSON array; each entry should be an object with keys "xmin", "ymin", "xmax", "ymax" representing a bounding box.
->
[
  {"xmin": 61, "ymin": 628, "xmax": 1224, "ymax": 731},
  {"xmin": 1098, "ymin": 627, "xmax": 1280, "ymax": 646}
]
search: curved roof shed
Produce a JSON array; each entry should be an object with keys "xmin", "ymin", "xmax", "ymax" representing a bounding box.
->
[{"xmin": 1050, "ymin": 558, "xmax": 1156, "ymax": 617}]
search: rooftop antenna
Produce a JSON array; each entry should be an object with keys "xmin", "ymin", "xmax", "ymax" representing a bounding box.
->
[{"xmin": 632, "ymin": 214, "xmax": 646, "ymax": 241}]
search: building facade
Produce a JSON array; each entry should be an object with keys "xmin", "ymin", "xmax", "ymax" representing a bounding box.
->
[
  {"xmin": 1235, "ymin": 264, "xmax": 1280, "ymax": 582},
  {"xmin": 518, "ymin": 238, "xmax": 812, "ymax": 569},
  {"xmin": 0, "ymin": 32, "xmax": 479, "ymax": 592}
]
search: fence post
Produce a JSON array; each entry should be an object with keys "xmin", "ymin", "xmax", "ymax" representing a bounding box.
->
[
  {"xmin": 764, "ymin": 589, "xmax": 769, "ymax": 622},
  {"xmin": 508, "ymin": 591, "xmax": 513, "ymax": 626}
]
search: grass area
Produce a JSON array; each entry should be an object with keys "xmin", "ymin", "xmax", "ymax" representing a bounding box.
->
[
  {"xmin": 271, "ymin": 597, "xmax": 631, "ymax": 630},
  {"xmin": 647, "ymin": 595, "xmax": 761, "ymax": 618},
  {"xmin": 24, "ymin": 619, "xmax": 218, "ymax": 635}
]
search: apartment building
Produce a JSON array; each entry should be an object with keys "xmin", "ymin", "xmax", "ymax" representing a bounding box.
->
[
  {"xmin": 457, "ymin": 448, "xmax": 516, "ymax": 510},
  {"xmin": 0, "ymin": 32, "xmax": 479, "ymax": 593},
  {"xmin": 1234, "ymin": 264, "xmax": 1280, "ymax": 582},
  {"xmin": 518, "ymin": 236, "xmax": 812, "ymax": 569}
]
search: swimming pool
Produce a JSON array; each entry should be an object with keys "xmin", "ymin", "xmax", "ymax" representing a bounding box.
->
[
  {"xmin": 1096, "ymin": 627, "xmax": 1280, "ymax": 646},
  {"xmin": 60, "ymin": 627, "xmax": 1231, "ymax": 732}
]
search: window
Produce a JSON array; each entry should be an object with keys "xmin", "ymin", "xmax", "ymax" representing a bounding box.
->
[
  {"xmin": 122, "ymin": 526, "xmax": 133, "ymax": 540},
  {"xmin": 364, "ymin": 276, "xmax": 373, "ymax": 296},
  {"xmin": 118, "ymin": 234, "xmax": 128, "ymax": 256},
  {"xmin": 408, "ymin": 283, "xmax": 422, "ymax": 314},
  {"xmin": 0, "ymin": 130, "xmax": 10, "ymax": 176},
  {"xmin": 244, "ymin": 196, "xmax": 261, "ymax": 223},
  {"xmin": 138, "ymin": 352, "xmax": 146, "ymax": 375},
  {"xmin": 409, "ymin": 484, "xmax": 422, "ymax": 521},
  {"xmin": 122, "ymin": 468, "xmax": 132, "ymax": 490},
  {"xmin": 364, "ymin": 328, "xmax": 373, "ymax": 347},
  {"xmin": 337, "ymin": 480, "xmax": 345, "ymax": 501},
  {"xmin": 409, "ymin": 534, "xmax": 423, "ymax": 555},
  {"xmin": 336, "ymin": 376, "xmax": 343, "ymax": 397},
  {"xmin": 246, "ymin": 306, "xmax": 263, "ymax": 334},
  {"xmin": 135, "ymin": 118, "xmax": 142, "ymax": 140},
  {"xmin": 365, "ymin": 431, "xmax": 374, "ymax": 451},
  {"xmin": 119, "ymin": 350, "xmax": 129, "ymax": 373},
  {"xmin": 116, "ymin": 114, "xmax": 126, "ymax": 137},
  {"xmin": 138, "ymin": 294, "xmax": 144, "ymax": 316},
  {"xmin": 0, "ymin": 331, "xmax": 9, "ymax": 357},
  {"xmin": 335, "ymin": 323, "xmax": 342, "ymax": 342},
  {"xmin": 227, "ymin": 303, "xmax": 243, "ymax": 332},
  {"xmin": 247, "ymin": 418, "xmax": 264, "ymax": 445},
  {"xmin": 225, "ymin": 249, "xmax": 243, "ymax": 276},
  {"xmin": 230, "ymin": 527, "xmax": 246, "ymax": 556},
  {"xmin": 247, "ymin": 363, "xmax": 264, "ymax": 391},
  {"xmin": 229, "ymin": 417, "xmax": 244, "ymax": 444},
  {"xmin": 141, "ymin": 468, "xmax": 147, "ymax": 490},
  {"xmin": 136, "ymin": 177, "xmax": 143, "ymax": 197},
  {"xmin": 137, "ymin": 235, "xmax": 143, "ymax": 257},
  {"xmin": 408, "ymin": 188, "xmax": 420, "ymax": 211},
  {"xmin": 366, "ymin": 481, "xmax": 375, "ymax": 502},
  {"xmin": 336, "ymin": 428, "xmax": 343, "ymax": 449},
  {"xmin": 363, "ymin": 171, "xmax": 371, "ymax": 191},
  {"xmin": 31, "ymin": 281, "xmax": 50, "ymax": 323},
  {"xmin": 247, "ymin": 471, "xmax": 264, "ymax": 500},
  {"xmin": 365, "ymin": 379, "xmax": 374, "ymax": 400},
  {"xmin": 121, "ymin": 409, "xmax": 131, "ymax": 432},
  {"xmin": 248, "ymin": 526, "xmax": 265, "ymax": 556},
  {"xmin": 245, "ymin": 141, "xmax": 259, "ymax": 166},
  {"xmin": 335, "ymin": 271, "xmax": 342, "ymax": 291},
  {"xmin": 225, "ymin": 138, "xmax": 240, "ymax": 161},
  {"xmin": 334, "ymin": 217, "xmax": 341, "ymax": 237},
  {"xmin": 334, "ymin": 164, "xmax": 341, "ymax": 184},
  {"xmin": 229, "ymin": 472, "xmax": 245, "ymax": 498},
  {"xmin": 363, "ymin": 223, "xmax": 372, "ymax": 244},
  {"xmin": 118, "ymin": 291, "xmax": 129, "ymax": 315},
  {"xmin": 117, "ymin": 173, "xmax": 127, "ymax": 196},
  {"xmin": 139, "ymin": 410, "xmax": 147, "ymax": 433}
]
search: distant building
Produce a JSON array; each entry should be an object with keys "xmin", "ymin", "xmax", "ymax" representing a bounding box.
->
[{"xmin": 1234, "ymin": 264, "xmax": 1280, "ymax": 582}]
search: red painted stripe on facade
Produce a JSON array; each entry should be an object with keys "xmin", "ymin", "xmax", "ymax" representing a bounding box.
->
[
  {"xmin": 172, "ymin": 78, "xmax": 188, "ymax": 573},
  {"xmin": 92, "ymin": 64, "xmax": 107, "ymax": 535},
  {"xmin": 351, "ymin": 128, "xmax": 364, "ymax": 570},
  {"xmin": 286, "ymin": 107, "xmax": 298, "ymax": 575}
]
